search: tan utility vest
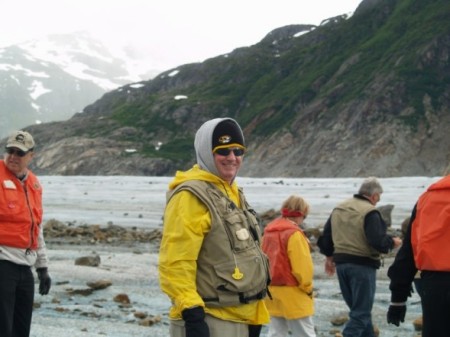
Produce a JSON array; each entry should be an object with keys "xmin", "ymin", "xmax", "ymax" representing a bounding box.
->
[
  {"xmin": 331, "ymin": 198, "xmax": 381, "ymax": 261},
  {"xmin": 168, "ymin": 180, "xmax": 270, "ymax": 308}
]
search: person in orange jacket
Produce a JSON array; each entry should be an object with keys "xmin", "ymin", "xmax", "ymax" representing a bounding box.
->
[
  {"xmin": 387, "ymin": 175, "xmax": 450, "ymax": 336},
  {"xmin": 0, "ymin": 130, "xmax": 51, "ymax": 337},
  {"xmin": 262, "ymin": 195, "xmax": 316, "ymax": 337}
]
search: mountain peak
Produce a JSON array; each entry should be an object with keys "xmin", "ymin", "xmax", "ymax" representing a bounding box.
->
[{"xmin": 0, "ymin": 32, "xmax": 161, "ymax": 138}]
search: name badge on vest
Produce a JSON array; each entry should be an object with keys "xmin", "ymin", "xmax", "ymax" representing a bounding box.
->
[{"xmin": 3, "ymin": 180, "xmax": 16, "ymax": 189}]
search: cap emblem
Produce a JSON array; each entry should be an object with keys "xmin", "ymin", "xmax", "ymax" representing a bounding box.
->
[
  {"xmin": 15, "ymin": 134, "xmax": 26, "ymax": 144},
  {"xmin": 218, "ymin": 135, "xmax": 232, "ymax": 144}
]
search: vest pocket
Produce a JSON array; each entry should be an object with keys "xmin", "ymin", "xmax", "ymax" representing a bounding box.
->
[
  {"xmin": 213, "ymin": 254, "xmax": 268, "ymax": 303},
  {"xmin": 0, "ymin": 186, "xmax": 22, "ymax": 219},
  {"xmin": 223, "ymin": 213, "xmax": 256, "ymax": 252}
]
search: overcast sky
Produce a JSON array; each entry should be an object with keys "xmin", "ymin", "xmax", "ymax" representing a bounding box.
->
[{"xmin": 1, "ymin": 0, "xmax": 362, "ymax": 71}]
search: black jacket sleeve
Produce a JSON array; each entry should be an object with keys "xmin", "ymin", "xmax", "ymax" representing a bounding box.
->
[
  {"xmin": 364, "ymin": 210, "xmax": 394, "ymax": 254},
  {"xmin": 317, "ymin": 216, "xmax": 334, "ymax": 257},
  {"xmin": 387, "ymin": 205, "xmax": 417, "ymax": 302}
]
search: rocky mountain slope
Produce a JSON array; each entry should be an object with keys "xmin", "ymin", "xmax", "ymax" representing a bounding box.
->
[
  {"xmin": 2, "ymin": 0, "xmax": 450, "ymax": 178},
  {"xmin": 0, "ymin": 32, "xmax": 159, "ymax": 138}
]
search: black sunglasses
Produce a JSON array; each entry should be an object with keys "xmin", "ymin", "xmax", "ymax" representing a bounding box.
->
[
  {"xmin": 6, "ymin": 148, "xmax": 29, "ymax": 157},
  {"xmin": 214, "ymin": 147, "xmax": 245, "ymax": 157}
]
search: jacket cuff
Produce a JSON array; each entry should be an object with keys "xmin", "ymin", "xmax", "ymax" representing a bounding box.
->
[
  {"xmin": 182, "ymin": 306, "xmax": 205, "ymax": 322},
  {"xmin": 391, "ymin": 291, "xmax": 409, "ymax": 303}
]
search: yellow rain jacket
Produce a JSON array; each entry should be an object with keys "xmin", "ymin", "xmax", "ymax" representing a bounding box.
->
[
  {"xmin": 158, "ymin": 165, "xmax": 270, "ymax": 324},
  {"xmin": 263, "ymin": 220, "xmax": 315, "ymax": 319}
]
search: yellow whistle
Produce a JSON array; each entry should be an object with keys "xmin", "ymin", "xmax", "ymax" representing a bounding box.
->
[{"xmin": 232, "ymin": 267, "xmax": 244, "ymax": 280}]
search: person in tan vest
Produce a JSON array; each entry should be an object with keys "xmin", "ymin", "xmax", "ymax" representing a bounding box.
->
[
  {"xmin": 159, "ymin": 118, "xmax": 270, "ymax": 337},
  {"xmin": 317, "ymin": 177, "xmax": 402, "ymax": 337}
]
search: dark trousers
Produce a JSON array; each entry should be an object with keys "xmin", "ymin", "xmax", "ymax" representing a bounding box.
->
[
  {"xmin": 336, "ymin": 263, "xmax": 376, "ymax": 337},
  {"xmin": 421, "ymin": 271, "xmax": 450, "ymax": 337},
  {"xmin": 0, "ymin": 260, "xmax": 35, "ymax": 337}
]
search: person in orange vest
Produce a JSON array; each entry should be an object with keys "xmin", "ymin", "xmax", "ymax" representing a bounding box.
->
[
  {"xmin": 0, "ymin": 130, "xmax": 51, "ymax": 337},
  {"xmin": 262, "ymin": 195, "xmax": 316, "ymax": 337},
  {"xmin": 387, "ymin": 175, "xmax": 450, "ymax": 337}
]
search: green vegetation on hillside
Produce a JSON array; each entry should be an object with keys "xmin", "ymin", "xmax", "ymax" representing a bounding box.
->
[{"xmin": 100, "ymin": 0, "xmax": 450, "ymax": 162}]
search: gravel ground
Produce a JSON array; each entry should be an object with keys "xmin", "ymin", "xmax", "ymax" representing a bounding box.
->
[
  {"xmin": 30, "ymin": 242, "xmax": 422, "ymax": 337},
  {"xmin": 31, "ymin": 176, "xmax": 431, "ymax": 336}
]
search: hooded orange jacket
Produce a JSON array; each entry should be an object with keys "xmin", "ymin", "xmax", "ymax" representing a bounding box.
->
[{"xmin": 0, "ymin": 161, "xmax": 43, "ymax": 250}]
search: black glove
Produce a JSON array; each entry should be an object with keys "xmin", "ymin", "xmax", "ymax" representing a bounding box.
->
[
  {"xmin": 36, "ymin": 267, "xmax": 51, "ymax": 295},
  {"xmin": 182, "ymin": 306, "xmax": 209, "ymax": 337},
  {"xmin": 387, "ymin": 304, "xmax": 406, "ymax": 326},
  {"xmin": 249, "ymin": 324, "xmax": 262, "ymax": 337}
]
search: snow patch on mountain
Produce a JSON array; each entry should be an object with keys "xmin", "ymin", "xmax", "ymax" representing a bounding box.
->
[
  {"xmin": 0, "ymin": 32, "xmax": 162, "ymax": 138},
  {"xmin": 16, "ymin": 32, "xmax": 147, "ymax": 91}
]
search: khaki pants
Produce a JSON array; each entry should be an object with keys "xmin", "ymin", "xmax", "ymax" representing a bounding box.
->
[{"xmin": 170, "ymin": 314, "xmax": 249, "ymax": 337}]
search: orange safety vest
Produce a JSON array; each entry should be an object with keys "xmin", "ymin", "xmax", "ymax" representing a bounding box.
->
[
  {"xmin": 262, "ymin": 218, "xmax": 302, "ymax": 286},
  {"xmin": 0, "ymin": 161, "xmax": 43, "ymax": 250},
  {"xmin": 412, "ymin": 175, "xmax": 450, "ymax": 271}
]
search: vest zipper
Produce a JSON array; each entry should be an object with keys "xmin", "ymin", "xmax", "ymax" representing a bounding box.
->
[{"xmin": 23, "ymin": 184, "xmax": 36, "ymax": 250}]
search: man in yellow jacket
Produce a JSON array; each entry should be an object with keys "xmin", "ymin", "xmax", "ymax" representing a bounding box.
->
[{"xmin": 159, "ymin": 118, "xmax": 270, "ymax": 337}]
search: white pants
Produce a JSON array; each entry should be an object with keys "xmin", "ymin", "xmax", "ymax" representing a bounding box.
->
[{"xmin": 267, "ymin": 316, "xmax": 316, "ymax": 337}]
